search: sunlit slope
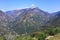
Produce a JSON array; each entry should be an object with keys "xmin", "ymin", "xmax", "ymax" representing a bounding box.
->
[{"xmin": 49, "ymin": 33, "xmax": 60, "ymax": 40}]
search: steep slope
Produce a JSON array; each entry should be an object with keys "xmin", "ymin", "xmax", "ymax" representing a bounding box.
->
[
  {"xmin": 0, "ymin": 10, "xmax": 10, "ymax": 35},
  {"xmin": 47, "ymin": 11, "xmax": 60, "ymax": 27},
  {"xmin": 11, "ymin": 7, "xmax": 50, "ymax": 34},
  {"xmin": 0, "ymin": 10, "xmax": 16, "ymax": 35},
  {"xmin": 1, "ymin": 7, "xmax": 60, "ymax": 35},
  {"xmin": 6, "ymin": 9, "xmax": 25, "ymax": 19}
]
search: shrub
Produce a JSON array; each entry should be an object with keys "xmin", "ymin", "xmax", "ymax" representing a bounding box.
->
[
  {"xmin": 31, "ymin": 32, "xmax": 47, "ymax": 40},
  {"xmin": 44, "ymin": 27, "xmax": 60, "ymax": 36}
]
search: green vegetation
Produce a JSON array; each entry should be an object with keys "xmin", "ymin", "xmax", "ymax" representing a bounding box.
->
[
  {"xmin": 0, "ymin": 27, "xmax": 60, "ymax": 40},
  {"xmin": 0, "ymin": 36, "xmax": 6, "ymax": 40},
  {"xmin": 44, "ymin": 27, "xmax": 60, "ymax": 36},
  {"xmin": 13, "ymin": 27, "xmax": 60, "ymax": 40},
  {"xmin": 31, "ymin": 32, "xmax": 47, "ymax": 40}
]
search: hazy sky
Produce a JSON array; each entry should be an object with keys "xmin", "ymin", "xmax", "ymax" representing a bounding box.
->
[{"xmin": 0, "ymin": 0, "xmax": 60, "ymax": 13}]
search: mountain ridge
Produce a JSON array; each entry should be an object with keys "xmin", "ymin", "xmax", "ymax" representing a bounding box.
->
[{"xmin": 0, "ymin": 7, "xmax": 60, "ymax": 35}]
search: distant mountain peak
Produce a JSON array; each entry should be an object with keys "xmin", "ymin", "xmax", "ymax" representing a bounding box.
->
[{"xmin": 31, "ymin": 4, "xmax": 37, "ymax": 8}]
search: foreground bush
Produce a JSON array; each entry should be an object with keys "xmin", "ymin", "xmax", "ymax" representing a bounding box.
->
[
  {"xmin": 0, "ymin": 36, "xmax": 6, "ymax": 40},
  {"xmin": 31, "ymin": 32, "xmax": 47, "ymax": 40}
]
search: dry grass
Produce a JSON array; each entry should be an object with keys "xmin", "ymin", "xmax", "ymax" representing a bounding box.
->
[{"xmin": 49, "ymin": 33, "xmax": 60, "ymax": 40}]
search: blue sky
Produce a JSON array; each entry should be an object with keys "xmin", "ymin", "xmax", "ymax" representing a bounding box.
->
[{"xmin": 0, "ymin": 0, "xmax": 60, "ymax": 13}]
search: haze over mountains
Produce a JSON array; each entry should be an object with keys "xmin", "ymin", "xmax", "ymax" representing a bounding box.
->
[{"xmin": 0, "ymin": 7, "xmax": 60, "ymax": 35}]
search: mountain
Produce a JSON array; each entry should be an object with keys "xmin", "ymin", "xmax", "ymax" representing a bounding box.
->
[
  {"xmin": 0, "ymin": 7, "xmax": 60, "ymax": 35},
  {"xmin": 0, "ymin": 10, "xmax": 16, "ymax": 35},
  {"xmin": 47, "ymin": 11, "xmax": 60, "ymax": 27},
  {"xmin": 10, "ymin": 7, "xmax": 50, "ymax": 34},
  {"xmin": 0, "ymin": 10, "xmax": 10, "ymax": 35}
]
